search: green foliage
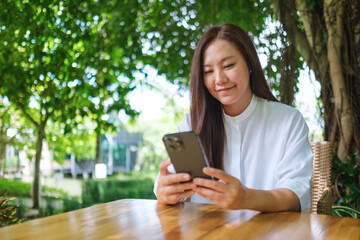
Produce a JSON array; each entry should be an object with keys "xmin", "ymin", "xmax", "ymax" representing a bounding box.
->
[
  {"xmin": 332, "ymin": 152, "xmax": 360, "ymax": 218},
  {"xmin": 38, "ymin": 197, "xmax": 63, "ymax": 218},
  {"xmin": 0, "ymin": 0, "xmax": 304, "ymax": 171},
  {"xmin": 0, "ymin": 179, "xmax": 80, "ymax": 220},
  {"xmin": 0, "ymin": 0, "xmax": 141, "ymax": 134},
  {"xmin": 0, "ymin": 190, "xmax": 24, "ymax": 227},
  {"xmin": 11, "ymin": 195, "xmax": 81, "ymax": 221},
  {"xmin": 139, "ymin": 0, "xmax": 268, "ymax": 86},
  {"xmin": 42, "ymin": 185, "xmax": 69, "ymax": 198},
  {"xmin": 332, "ymin": 205, "xmax": 360, "ymax": 218},
  {"xmin": 0, "ymin": 97, "xmax": 34, "ymax": 172},
  {"xmin": 0, "ymin": 175, "xmax": 157, "ymax": 220},
  {"xmin": 46, "ymin": 118, "xmax": 97, "ymax": 163},
  {"xmin": 82, "ymin": 178, "xmax": 156, "ymax": 207},
  {"xmin": 0, "ymin": 178, "xmax": 69, "ymax": 198},
  {"xmin": 0, "ymin": 0, "xmax": 143, "ymax": 207},
  {"xmin": 0, "ymin": 179, "xmax": 31, "ymax": 197},
  {"xmin": 111, "ymin": 170, "xmax": 158, "ymax": 182},
  {"xmin": 62, "ymin": 196, "xmax": 82, "ymax": 212},
  {"xmin": 36, "ymin": 195, "xmax": 81, "ymax": 217}
]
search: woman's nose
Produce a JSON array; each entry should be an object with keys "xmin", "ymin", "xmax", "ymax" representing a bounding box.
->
[{"xmin": 214, "ymin": 70, "xmax": 227, "ymax": 85}]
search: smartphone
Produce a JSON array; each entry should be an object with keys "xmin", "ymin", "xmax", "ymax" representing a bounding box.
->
[{"xmin": 162, "ymin": 131, "xmax": 212, "ymax": 181}]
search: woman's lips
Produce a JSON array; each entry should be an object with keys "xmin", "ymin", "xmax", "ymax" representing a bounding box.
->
[{"xmin": 217, "ymin": 85, "xmax": 235, "ymax": 93}]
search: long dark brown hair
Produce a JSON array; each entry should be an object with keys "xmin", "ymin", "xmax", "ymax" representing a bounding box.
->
[{"xmin": 190, "ymin": 24, "xmax": 277, "ymax": 169}]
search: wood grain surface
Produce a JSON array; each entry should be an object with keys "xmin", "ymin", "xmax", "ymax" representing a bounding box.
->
[{"xmin": 0, "ymin": 199, "xmax": 359, "ymax": 239}]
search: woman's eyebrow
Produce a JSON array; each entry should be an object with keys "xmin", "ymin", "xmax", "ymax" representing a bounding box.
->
[{"xmin": 203, "ymin": 55, "xmax": 235, "ymax": 67}]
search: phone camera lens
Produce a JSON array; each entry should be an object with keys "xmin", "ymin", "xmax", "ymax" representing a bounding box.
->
[
  {"xmin": 173, "ymin": 138, "xmax": 184, "ymax": 151},
  {"xmin": 175, "ymin": 141, "xmax": 184, "ymax": 151},
  {"xmin": 168, "ymin": 145, "xmax": 175, "ymax": 152}
]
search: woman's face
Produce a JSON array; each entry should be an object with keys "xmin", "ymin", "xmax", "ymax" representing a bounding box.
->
[{"xmin": 203, "ymin": 39, "xmax": 252, "ymax": 116}]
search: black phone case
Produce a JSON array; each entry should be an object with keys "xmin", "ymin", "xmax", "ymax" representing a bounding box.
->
[{"xmin": 162, "ymin": 131, "xmax": 212, "ymax": 180}]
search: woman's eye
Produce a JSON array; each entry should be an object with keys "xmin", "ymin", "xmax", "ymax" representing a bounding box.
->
[
  {"xmin": 204, "ymin": 70, "xmax": 213, "ymax": 74},
  {"xmin": 224, "ymin": 64, "xmax": 234, "ymax": 69}
]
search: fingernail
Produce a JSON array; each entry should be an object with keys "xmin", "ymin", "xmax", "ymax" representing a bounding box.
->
[{"xmin": 183, "ymin": 174, "xmax": 190, "ymax": 180}]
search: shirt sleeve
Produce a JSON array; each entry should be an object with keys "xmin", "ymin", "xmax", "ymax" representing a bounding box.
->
[{"xmin": 274, "ymin": 110, "xmax": 313, "ymax": 213}]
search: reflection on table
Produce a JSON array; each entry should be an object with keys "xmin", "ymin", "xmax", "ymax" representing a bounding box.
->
[{"xmin": 0, "ymin": 199, "xmax": 359, "ymax": 239}]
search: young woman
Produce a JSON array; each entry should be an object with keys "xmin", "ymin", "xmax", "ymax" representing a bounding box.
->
[{"xmin": 154, "ymin": 24, "xmax": 313, "ymax": 212}]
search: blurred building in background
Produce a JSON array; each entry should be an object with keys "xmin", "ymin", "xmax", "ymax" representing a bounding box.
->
[
  {"xmin": 100, "ymin": 130, "xmax": 143, "ymax": 174},
  {"xmin": 2, "ymin": 130, "xmax": 142, "ymax": 179}
]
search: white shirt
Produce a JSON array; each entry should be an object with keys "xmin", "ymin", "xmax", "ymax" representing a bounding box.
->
[{"xmin": 154, "ymin": 95, "xmax": 313, "ymax": 212}]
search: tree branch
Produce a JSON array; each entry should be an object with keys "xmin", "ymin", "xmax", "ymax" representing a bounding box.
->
[
  {"xmin": 295, "ymin": 0, "xmax": 325, "ymax": 56},
  {"xmin": 273, "ymin": 0, "xmax": 312, "ymax": 65},
  {"xmin": 273, "ymin": 0, "xmax": 330, "ymax": 83},
  {"xmin": 14, "ymin": 99, "xmax": 39, "ymax": 128},
  {"xmin": 7, "ymin": 130, "xmax": 21, "ymax": 145}
]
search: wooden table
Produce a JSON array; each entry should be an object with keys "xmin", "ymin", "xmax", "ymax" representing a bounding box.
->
[{"xmin": 0, "ymin": 199, "xmax": 359, "ymax": 239}]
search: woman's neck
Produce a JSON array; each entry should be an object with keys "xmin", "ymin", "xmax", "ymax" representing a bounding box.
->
[{"xmin": 222, "ymin": 92, "xmax": 253, "ymax": 117}]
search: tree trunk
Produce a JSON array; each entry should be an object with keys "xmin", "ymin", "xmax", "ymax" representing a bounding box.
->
[
  {"xmin": 277, "ymin": 0, "xmax": 296, "ymax": 106},
  {"xmin": 16, "ymin": 147, "xmax": 21, "ymax": 174},
  {"xmin": 32, "ymin": 122, "xmax": 45, "ymax": 209},
  {"xmin": 324, "ymin": 0, "xmax": 354, "ymax": 162},
  {"xmin": 212, "ymin": 0, "xmax": 216, "ymax": 24},
  {"xmin": 0, "ymin": 142, "xmax": 6, "ymax": 177},
  {"xmin": 95, "ymin": 129, "xmax": 101, "ymax": 165},
  {"xmin": 92, "ymin": 124, "xmax": 102, "ymax": 179}
]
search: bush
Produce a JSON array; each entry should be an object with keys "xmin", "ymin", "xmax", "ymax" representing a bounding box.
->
[
  {"xmin": 0, "ymin": 179, "xmax": 81, "ymax": 222},
  {"xmin": 0, "ymin": 179, "xmax": 31, "ymax": 197},
  {"xmin": 0, "ymin": 191, "xmax": 24, "ymax": 227},
  {"xmin": 42, "ymin": 186, "xmax": 69, "ymax": 198},
  {"xmin": 82, "ymin": 178, "xmax": 156, "ymax": 207},
  {"xmin": 0, "ymin": 178, "xmax": 70, "ymax": 198},
  {"xmin": 332, "ymin": 152, "xmax": 360, "ymax": 218},
  {"xmin": 63, "ymin": 197, "xmax": 82, "ymax": 212}
]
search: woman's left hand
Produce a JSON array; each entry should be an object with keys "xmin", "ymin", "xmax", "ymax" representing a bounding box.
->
[{"xmin": 192, "ymin": 167, "xmax": 249, "ymax": 210}]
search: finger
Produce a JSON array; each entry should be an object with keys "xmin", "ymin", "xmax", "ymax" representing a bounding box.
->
[
  {"xmin": 193, "ymin": 177, "xmax": 227, "ymax": 193},
  {"xmin": 159, "ymin": 159, "xmax": 172, "ymax": 175},
  {"xmin": 203, "ymin": 167, "xmax": 237, "ymax": 183},
  {"xmin": 159, "ymin": 190, "xmax": 195, "ymax": 205},
  {"xmin": 158, "ymin": 173, "xmax": 192, "ymax": 186},
  {"xmin": 195, "ymin": 187, "xmax": 224, "ymax": 203},
  {"xmin": 172, "ymin": 190, "xmax": 195, "ymax": 201},
  {"xmin": 157, "ymin": 182, "xmax": 195, "ymax": 205},
  {"xmin": 160, "ymin": 182, "xmax": 195, "ymax": 195}
]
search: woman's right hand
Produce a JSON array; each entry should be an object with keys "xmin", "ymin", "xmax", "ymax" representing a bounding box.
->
[{"xmin": 156, "ymin": 159, "xmax": 195, "ymax": 205}]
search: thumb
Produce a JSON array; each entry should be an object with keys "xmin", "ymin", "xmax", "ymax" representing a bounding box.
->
[{"xmin": 159, "ymin": 159, "xmax": 171, "ymax": 176}]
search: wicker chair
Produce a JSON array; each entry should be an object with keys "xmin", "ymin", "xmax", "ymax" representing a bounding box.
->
[{"xmin": 309, "ymin": 141, "xmax": 332, "ymax": 215}]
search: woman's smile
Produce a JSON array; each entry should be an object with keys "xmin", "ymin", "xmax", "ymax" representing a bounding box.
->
[{"xmin": 216, "ymin": 85, "xmax": 236, "ymax": 93}]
